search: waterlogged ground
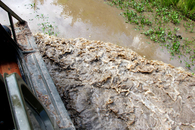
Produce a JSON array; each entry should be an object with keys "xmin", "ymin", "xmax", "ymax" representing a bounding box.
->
[
  {"xmin": 35, "ymin": 33, "xmax": 195, "ymax": 129},
  {"xmin": 0, "ymin": 0, "xmax": 191, "ymax": 70}
]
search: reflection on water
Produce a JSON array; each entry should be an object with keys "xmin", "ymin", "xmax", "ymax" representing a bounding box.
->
[{"xmin": 0, "ymin": 0, "xmax": 188, "ymax": 70}]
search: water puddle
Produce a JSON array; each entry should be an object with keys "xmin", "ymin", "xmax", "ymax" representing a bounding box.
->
[{"xmin": 0, "ymin": 0, "xmax": 189, "ymax": 70}]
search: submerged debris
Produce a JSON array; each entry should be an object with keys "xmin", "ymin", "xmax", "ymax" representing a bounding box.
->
[{"xmin": 34, "ymin": 33, "xmax": 195, "ymax": 130}]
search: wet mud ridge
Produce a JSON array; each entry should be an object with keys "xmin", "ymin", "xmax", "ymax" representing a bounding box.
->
[{"xmin": 34, "ymin": 33, "xmax": 195, "ymax": 130}]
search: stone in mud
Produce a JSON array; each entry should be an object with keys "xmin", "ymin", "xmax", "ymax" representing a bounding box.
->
[{"xmin": 34, "ymin": 33, "xmax": 195, "ymax": 130}]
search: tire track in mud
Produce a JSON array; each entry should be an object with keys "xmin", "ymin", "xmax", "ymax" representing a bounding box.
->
[{"xmin": 34, "ymin": 33, "xmax": 195, "ymax": 130}]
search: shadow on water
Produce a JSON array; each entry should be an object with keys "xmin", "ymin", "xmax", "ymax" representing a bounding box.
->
[{"xmin": 0, "ymin": 0, "xmax": 190, "ymax": 70}]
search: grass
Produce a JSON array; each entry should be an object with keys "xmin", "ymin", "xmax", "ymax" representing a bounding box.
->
[
  {"xmin": 161, "ymin": 0, "xmax": 195, "ymax": 20},
  {"xmin": 107, "ymin": 0, "xmax": 195, "ymax": 71},
  {"xmin": 183, "ymin": 20, "xmax": 195, "ymax": 32}
]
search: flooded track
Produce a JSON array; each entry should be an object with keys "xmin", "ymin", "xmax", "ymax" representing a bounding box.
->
[
  {"xmin": 35, "ymin": 33, "xmax": 195, "ymax": 129},
  {"xmin": 0, "ymin": 0, "xmax": 190, "ymax": 69}
]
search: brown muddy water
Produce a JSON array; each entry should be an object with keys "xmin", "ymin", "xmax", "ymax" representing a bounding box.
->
[
  {"xmin": 2, "ymin": 0, "xmax": 195, "ymax": 129},
  {"xmin": 34, "ymin": 33, "xmax": 195, "ymax": 129},
  {"xmin": 0, "ymin": 0, "xmax": 190, "ymax": 70}
]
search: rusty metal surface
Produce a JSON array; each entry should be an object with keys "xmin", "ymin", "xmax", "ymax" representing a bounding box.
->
[{"xmin": 15, "ymin": 23, "xmax": 75, "ymax": 130}]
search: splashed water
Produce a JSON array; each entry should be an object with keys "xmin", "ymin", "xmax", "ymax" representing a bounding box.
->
[{"xmin": 34, "ymin": 33, "xmax": 195, "ymax": 129}]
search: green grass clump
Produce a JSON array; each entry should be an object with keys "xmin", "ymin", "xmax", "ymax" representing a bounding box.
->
[
  {"xmin": 160, "ymin": 0, "xmax": 195, "ymax": 20},
  {"xmin": 36, "ymin": 14, "xmax": 59, "ymax": 36},
  {"xmin": 107, "ymin": 0, "xmax": 195, "ymax": 71},
  {"xmin": 26, "ymin": 4, "xmax": 59, "ymax": 36}
]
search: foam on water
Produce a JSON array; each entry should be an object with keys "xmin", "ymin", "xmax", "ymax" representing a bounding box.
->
[{"xmin": 34, "ymin": 33, "xmax": 195, "ymax": 129}]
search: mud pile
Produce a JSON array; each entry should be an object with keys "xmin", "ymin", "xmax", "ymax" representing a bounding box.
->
[{"xmin": 34, "ymin": 33, "xmax": 195, "ymax": 130}]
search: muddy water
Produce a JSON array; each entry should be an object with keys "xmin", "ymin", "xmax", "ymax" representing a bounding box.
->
[
  {"xmin": 35, "ymin": 33, "xmax": 195, "ymax": 129},
  {"xmin": 0, "ymin": 0, "xmax": 189, "ymax": 70}
]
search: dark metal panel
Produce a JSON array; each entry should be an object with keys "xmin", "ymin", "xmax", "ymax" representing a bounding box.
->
[
  {"xmin": 4, "ymin": 73, "xmax": 59, "ymax": 130},
  {"xmin": 4, "ymin": 73, "xmax": 32, "ymax": 130}
]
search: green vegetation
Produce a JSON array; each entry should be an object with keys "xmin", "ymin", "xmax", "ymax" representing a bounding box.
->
[
  {"xmin": 160, "ymin": 0, "xmax": 195, "ymax": 20},
  {"xmin": 29, "ymin": 3, "xmax": 35, "ymax": 8},
  {"xmin": 36, "ymin": 14, "xmax": 59, "ymax": 36},
  {"xmin": 26, "ymin": 3, "xmax": 59, "ymax": 36},
  {"xmin": 107, "ymin": 0, "xmax": 195, "ymax": 71}
]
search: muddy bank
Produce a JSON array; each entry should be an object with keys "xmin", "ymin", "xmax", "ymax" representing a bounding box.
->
[{"xmin": 34, "ymin": 33, "xmax": 195, "ymax": 130}]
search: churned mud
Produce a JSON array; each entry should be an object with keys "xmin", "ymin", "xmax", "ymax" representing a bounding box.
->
[{"xmin": 34, "ymin": 33, "xmax": 195, "ymax": 130}]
